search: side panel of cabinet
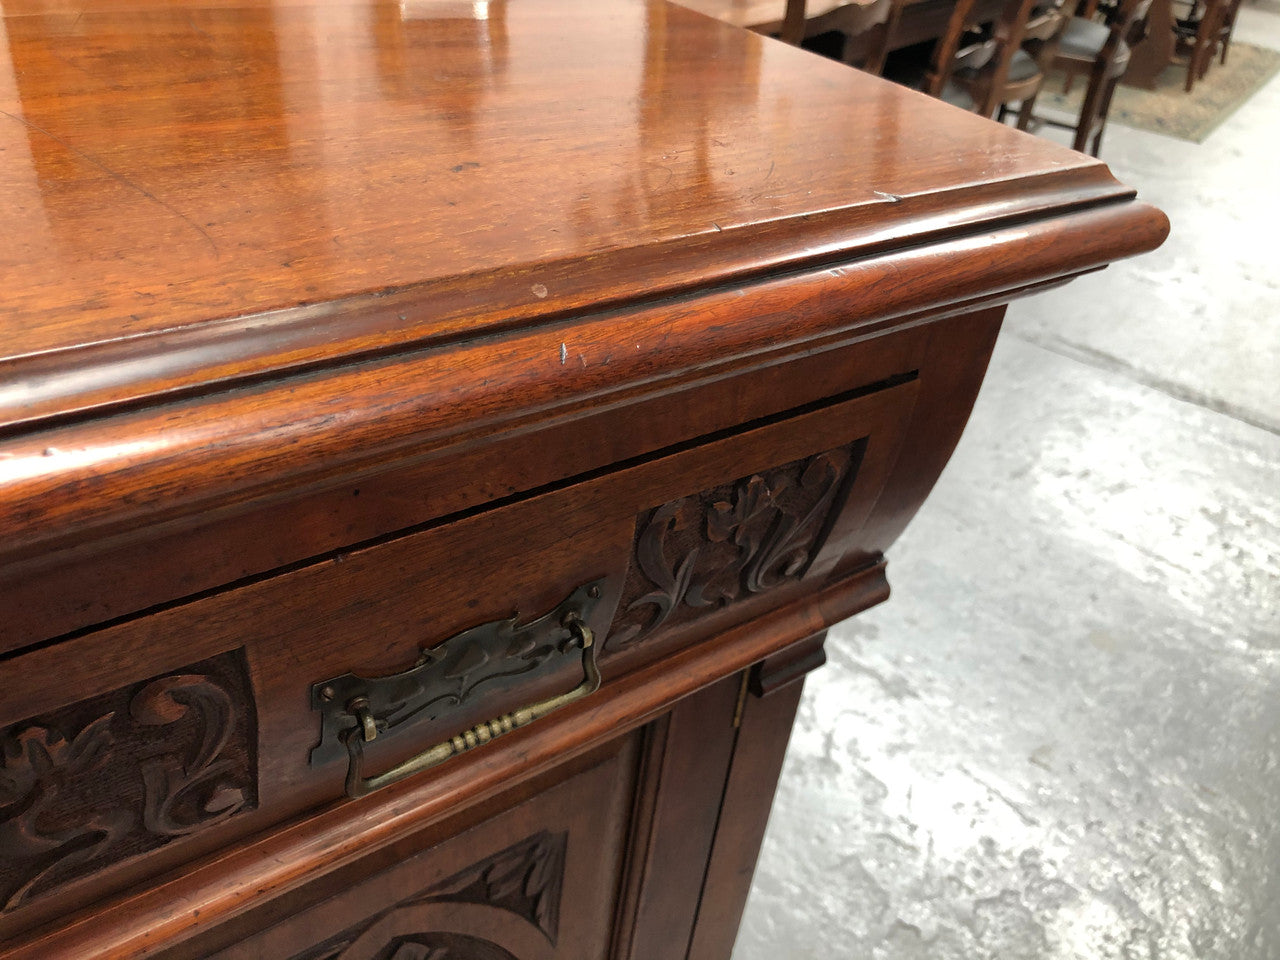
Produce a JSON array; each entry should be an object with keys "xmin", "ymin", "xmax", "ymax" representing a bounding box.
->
[
  {"xmin": 611, "ymin": 676, "xmax": 745, "ymax": 960},
  {"xmin": 618, "ymin": 638, "xmax": 825, "ymax": 960}
]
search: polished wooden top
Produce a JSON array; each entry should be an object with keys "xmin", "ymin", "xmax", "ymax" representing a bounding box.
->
[{"xmin": 2, "ymin": 0, "xmax": 1136, "ymax": 427}]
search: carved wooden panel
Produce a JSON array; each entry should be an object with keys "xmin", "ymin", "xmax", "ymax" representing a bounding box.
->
[
  {"xmin": 309, "ymin": 933, "xmax": 519, "ymax": 960},
  {"xmin": 293, "ymin": 831, "xmax": 567, "ymax": 960},
  {"xmin": 369, "ymin": 934, "xmax": 518, "ymax": 960},
  {"xmin": 607, "ymin": 442, "xmax": 864, "ymax": 649},
  {"xmin": 0, "ymin": 649, "xmax": 257, "ymax": 912}
]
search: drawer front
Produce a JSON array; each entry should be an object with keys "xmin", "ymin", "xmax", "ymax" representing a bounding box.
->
[{"xmin": 0, "ymin": 377, "xmax": 916, "ymax": 941}]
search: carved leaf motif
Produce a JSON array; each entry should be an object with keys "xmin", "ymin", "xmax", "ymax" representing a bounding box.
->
[
  {"xmin": 0, "ymin": 716, "xmax": 113, "ymax": 815},
  {"xmin": 376, "ymin": 936, "xmax": 517, "ymax": 960},
  {"xmin": 132, "ymin": 675, "xmax": 247, "ymax": 837},
  {"xmin": 608, "ymin": 444, "xmax": 860, "ymax": 649},
  {"xmin": 0, "ymin": 714, "xmax": 124, "ymax": 911},
  {"xmin": 745, "ymin": 452, "xmax": 844, "ymax": 594},
  {"xmin": 0, "ymin": 650, "xmax": 256, "ymax": 913},
  {"xmin": 384, "ymin": 944, "xmax": 448, "ymax": 960},
  {"xmin": 609, "ymin": 500, "xmax": 698, "ymax": 646},
  {"xmin": 426, "ymin": 831, "xmax": 566, "ymax": 942},
  {"xmin": 291, "ymin": 834, "xmax": 565, "ymax": 960}
]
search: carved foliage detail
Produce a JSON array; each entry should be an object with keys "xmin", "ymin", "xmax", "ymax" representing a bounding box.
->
[
  {"xmin": 0, "ymin": 649, "xmax": 257, "ymax": 912},
  {"xmin": 608, "ymin": 444, "xmax": 863, "ymax": 649},
  {"xmin": 292, "ymin": 831, "xmax": 567, "ymax": 960},
  {"xmin": 427, "ymin": 829, "xmax": 565, "ymax": 940},
  {"xmin": 373, "ymin": 935, "xmax": 518, "ymax": 960},
  {"xmin": 309, "ymin": 935, "xmax": 518, "ymax": 960}
]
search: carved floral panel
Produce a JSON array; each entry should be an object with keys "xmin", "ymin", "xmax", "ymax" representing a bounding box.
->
[
  {"xmin": 0, "ymin": 648, "xmax": 257, "ymax": 912},
  {"xmin": 293, "ymin": 830, "xmax": 567, "ymax": 960},
  {"xmin": 607, "ymin": 442, "xmax": 865, "ymax": 649}
]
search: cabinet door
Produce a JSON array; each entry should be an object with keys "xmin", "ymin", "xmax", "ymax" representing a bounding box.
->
[{"xmin": 207, "ymin": 734, "xmax": 640, "ymax": 960}]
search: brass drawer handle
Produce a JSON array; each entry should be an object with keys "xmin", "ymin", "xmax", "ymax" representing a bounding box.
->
[
  {"xmin": 340, "ymin": 619, "xmax": 598, "ymax": 798},
  {"xmin": 309, "ymin": 579, "xmax": 607, "ymax": 799}
]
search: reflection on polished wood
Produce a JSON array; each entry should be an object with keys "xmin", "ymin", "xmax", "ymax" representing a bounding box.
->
[
  {"xmin": 4, "ymin": 0, "xmax": 1119, "ymax": 384},
  {"xmin": 0, "ymin": 1, "xmax": 1165, "ymax": 958}
]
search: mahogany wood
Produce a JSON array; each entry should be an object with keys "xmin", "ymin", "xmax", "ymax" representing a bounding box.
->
[
  {"xmin": 200, "ymin": 733, "xmax": 644, "ymax": 960},
  {"xmin": 685, "ymin": 633, "xmax": 826, "ymax": 960},
  {"xmin": 0, "ymin": 1, "xmax": 1166, "ymax": 958},
  {"xmin": 614, "ymin": 677, "xmax": 746, "ymax": 960}
]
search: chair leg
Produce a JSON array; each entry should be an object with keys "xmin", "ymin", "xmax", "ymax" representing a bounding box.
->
[
  {"xmin": 1207, "ymin": 1, "xmax": 1229, "ymax": 69},
  {"xmin": 1220, "ymin": 1, "xmax": 1238, "ymax": 64},
  {"xmin": 1017, "ymin": 94, "xmax": 1038, "ymax": 130},
  {"xmin": 1074, "ymin": 67, "xmax": 1107, "ymax": 152},
  {"xmin": 1090, "ymin": 76, "xmax": 1120, "ymax": 156},
  {"xmin": 1187, "ymin": 0, "xmax": 1220, "ymax": 92}
]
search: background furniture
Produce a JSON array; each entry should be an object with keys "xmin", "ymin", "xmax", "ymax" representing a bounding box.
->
[
  {"xmin": 1122, "ymin": 0, "xmax": 1179, "ymax": 84},
  {"xmin": 1037, "ymin": 0, "xmax": 1154, "ymax": 153},
  {"xmin": 1175, "ymin": 0, "xmax": 1244, "ymax": 89},
  {"xmin": 924, "ymin": 0, "xmax": 1053, "ymax": 114},
  {"xmin": 993, "ymin": 0, "xmax": 1073, "ymax": 129},
  {"xmin": 0, "ymin": 1, "xmax": 1165, "ymax": 957}
]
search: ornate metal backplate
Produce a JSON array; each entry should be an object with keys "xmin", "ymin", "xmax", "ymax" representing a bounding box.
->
[
  {"xmin": 0, "ymin": 648, "xmax": 257, "ymax": 913},
  {"xmin": 309, "ymin": 580, "xmax": 607, "ymax": 769},
  {"xmin": 607, "ymin": 443, "xmax": 864, "ymax": 650}
]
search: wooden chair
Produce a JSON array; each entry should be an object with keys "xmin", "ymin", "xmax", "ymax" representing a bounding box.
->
[
  {"xmin": 685, "ymin": 0, "xmax": 899, "ymax": 70},
  {"xmin": 978, "ymin": 0, "xmax": 1073, "ymax": 125},
  {"xmin": 1175, "ymin": 0, "xmax": 1244, "ymax": 91},
  {"xmin": 922, "ymin": 0, "xmax": 1053, "ymax": 116},
  {"xmin": 1034, "ymin": 0, "xmax": 1153, "ymax": 154},
  {"xmin": 791, "ymin": 0, "xmax": 899, "ymax": 72}
]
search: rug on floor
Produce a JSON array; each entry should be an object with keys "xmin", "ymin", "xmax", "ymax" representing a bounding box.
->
[{"xmin": 1038, "ymin": 41, "xmax": 1280, "ymax": 142}]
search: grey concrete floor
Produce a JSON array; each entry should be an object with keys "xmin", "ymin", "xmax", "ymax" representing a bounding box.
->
[{"xmin": 733, "ymin": 7, "xmax": 1280, "ymax": 959}]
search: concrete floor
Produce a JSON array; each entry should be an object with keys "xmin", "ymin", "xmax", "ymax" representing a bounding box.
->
[{"xmin": 733, "ymin": 6, "xmax": 1280, "ymax": 958}]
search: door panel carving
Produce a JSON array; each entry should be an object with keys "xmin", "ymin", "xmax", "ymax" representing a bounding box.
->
[{"xmin": 293, "ymin": 832, "xmax": 566, "ymax": 960}]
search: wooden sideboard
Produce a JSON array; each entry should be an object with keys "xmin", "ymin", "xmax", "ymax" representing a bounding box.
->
[{"xmin": 0, "ymin": 1, "xmax": 1166, "ymax": 957}]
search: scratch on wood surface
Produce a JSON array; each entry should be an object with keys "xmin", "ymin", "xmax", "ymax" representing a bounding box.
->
[
  {"xmin": 0, "ymin": 108, "xmax": 221, "ymax": 258},
  {"xmin": 185, "ymin": 10, "xmax": 211, "ymax": 38}
]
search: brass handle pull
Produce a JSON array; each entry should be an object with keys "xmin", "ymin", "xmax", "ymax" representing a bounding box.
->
[{"xmin": 340, "ymin": 619, "xmax": 599, "ymax": 798}]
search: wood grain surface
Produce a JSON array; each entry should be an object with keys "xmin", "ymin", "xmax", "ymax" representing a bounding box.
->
[
  {"xmin": 1, "ymin": 0, "xmax": 1160, "ymax": 424},
  {"xmin": 0, "ymin": 3, "xmax": 1170, "ymax": 957}
]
